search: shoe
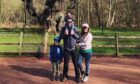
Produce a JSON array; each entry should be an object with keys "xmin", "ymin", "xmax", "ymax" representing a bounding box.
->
[
  {"xmin": 50, "ymin": 76, "xmax": 55, "ymax": 81},
  {"xmin": 55, "ymin": 76, "xmax": 58, "ymax": 81},
  {"xmin": 81, "ymin": 74, "xmax": 85, "ymax": 81},
  {"xmin": 75, "ymin": 78, "xmax": 80, "ymax": 83},
  {"xmin": 83, "ymin": 76, "xmax": 89, "ymax": 82},
  {"xmin": 55, "ymin": 76, "xmax": 60, "ymax": 81},
  {"xmin": 61, "ymin": 75, "xmax": 68, "ymax": 82}
]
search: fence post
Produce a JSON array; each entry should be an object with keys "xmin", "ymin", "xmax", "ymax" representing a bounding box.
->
[
  {"xmin": 19, "ymin": 32, "xmax": 23, "ymax": 55},
  {"xmin": 115, "ymin": 34, "xmax": 119, "ymax": 56}
]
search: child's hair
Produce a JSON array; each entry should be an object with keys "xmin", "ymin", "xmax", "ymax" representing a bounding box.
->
[
  {"xmin": 54, "ymin": 37, "xmax": 60, "ymax": 42},
  {"xmin": 66, "ymin": 10, "xmax": 73, "ymax": 15}
]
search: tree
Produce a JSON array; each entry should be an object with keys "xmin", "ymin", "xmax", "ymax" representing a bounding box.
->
[{"xmin": 106, "ymin": 0, "xmax": 118, "ymax": 27}]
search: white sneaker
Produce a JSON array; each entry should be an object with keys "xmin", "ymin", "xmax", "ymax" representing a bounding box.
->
[
  {"xmin": 81, "ymin": 74, "xmax": 85, "ymax": 81},
  {"xmin": 83, "ymin": 76, "xmax": 89, "ymax": 82}
]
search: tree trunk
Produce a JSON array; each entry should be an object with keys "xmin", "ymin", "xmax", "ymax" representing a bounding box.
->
[
  {"xmin": 106, "ymin": 0, "xmax": 117, "ymax": 27},
  {"xmin": 0, "ymin": 0, "xmax": 1, "ymax": 14},
  {"xmin": 93, "ymin": 0, "xmax": 101, "ymax": 27}
]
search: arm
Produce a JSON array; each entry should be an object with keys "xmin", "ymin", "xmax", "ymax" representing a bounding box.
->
[
  {"xmin": 58, "ymin": 27, "xmax": 65, "ymax": 41},
  {"xmin": 79, "ymin": 33, "xmax": 93, "ymax": 47},
  {"xmin": 71, "ymin": 27, "xmax": 80, "ymax": 40},
  {"xmin": 84, "ymin": 33, "xmax": 93, "ymax": 46}
]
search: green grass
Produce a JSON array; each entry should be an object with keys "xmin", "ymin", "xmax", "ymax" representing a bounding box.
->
[
  {"xmin": 93, "ymin": 47, "xmax": 116, "ymax": 54},
  {"xmin": 0, "ymin": 35, "xmax": 19, "ymax": 43},
  {"xmin": 119, "ymin": 48, "xmax": 140, "ymax": 54},
  {"xmin": 93, "ymin": 38, "xmax": 115, "ymax": 45},
  {"xmin": 0, "ymin": 28, "xmax": 140, "ymax": 56},
  {"xmin": 0, "ymin": 45, "xmax": 19, "ymax": 52},
  {"xmin": 90, "ymin": 27, "xmax": 140, "ymax": 55}
]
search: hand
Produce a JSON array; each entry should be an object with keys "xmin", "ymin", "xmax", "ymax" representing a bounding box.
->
[
  {"xmin": 65, "ymin": 29, "xmax": 69, "ymax": 35},
  {"xmin": 71, "ymin": 29, "xmax": 75, "ymax": 35}
]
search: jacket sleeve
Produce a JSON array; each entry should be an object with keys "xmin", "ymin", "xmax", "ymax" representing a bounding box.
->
[{"xmin": 72, "ymin": 27, "xmax": 80, "ymax": 40}]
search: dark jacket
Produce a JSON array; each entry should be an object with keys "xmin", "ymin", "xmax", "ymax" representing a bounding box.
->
[
  {"xmin": 49, "ymin": 45, "xmax": 63, "ymax": 62},
  {"xmin": 59, "ymin": 25, "xmax": 79, "ymax": 51}
]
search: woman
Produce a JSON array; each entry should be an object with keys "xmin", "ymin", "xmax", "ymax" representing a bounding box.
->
[{"xmin": 77, "ymin": 23, "xmax": 93, "ymax": 82}]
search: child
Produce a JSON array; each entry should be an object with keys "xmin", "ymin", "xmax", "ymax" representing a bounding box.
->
[{"xmin": 49, "ymin": 37, "xmax": 63, "ymax": 81}]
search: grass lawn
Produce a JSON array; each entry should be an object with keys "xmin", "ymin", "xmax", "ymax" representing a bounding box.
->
[{"xmin": 0, "ymin": 28, "xmax": 140, "ymax": 56}]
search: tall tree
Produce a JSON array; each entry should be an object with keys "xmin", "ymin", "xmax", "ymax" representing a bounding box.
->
[
  {"xmin": 106, "ymin": 0, "xmax": 117, "ymax": 27},
  {"xmin": 93, "ymin": 0, "xmax": 101, "ymax": 27}
]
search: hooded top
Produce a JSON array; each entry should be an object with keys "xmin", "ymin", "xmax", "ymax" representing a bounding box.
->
[{"xmin": 49, "ymin": 45, "xmax": 63, "ymax": 62}]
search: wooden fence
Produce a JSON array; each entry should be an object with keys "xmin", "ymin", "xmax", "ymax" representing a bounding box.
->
[
  {"xmin": 0, "ymin": 32, "xmax": 44, "ymax": 55},
  {"xmin": 93, "ymin": 34, "xmax": 140, "ymax": 56},
  {"xmin": 0, "ymin": 33, "xmax": 140, "ymax": 56}
]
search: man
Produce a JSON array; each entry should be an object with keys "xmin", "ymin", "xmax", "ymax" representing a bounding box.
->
[{"xmin": 59, "ymin": 18, "xmax": 80, "ymax": 83}]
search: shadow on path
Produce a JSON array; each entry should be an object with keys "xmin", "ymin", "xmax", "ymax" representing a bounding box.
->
[{"xmin": 10, "ymin": 65, "xmax": 52, "ymax": 79}]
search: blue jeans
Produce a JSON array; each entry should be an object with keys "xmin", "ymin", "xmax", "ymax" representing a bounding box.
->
[{"xmin": 77, "ymin": 52, "xmax": 92, "ymax": 76}]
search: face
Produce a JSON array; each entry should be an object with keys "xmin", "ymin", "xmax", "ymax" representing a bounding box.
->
[
  {"xmin": 67, "ymin": 12, "xmax": 72, "ymax": 17},
  {"xmin": 66, "ymin": 20, "xmax": 73, "ymax": 27},
  {"xmin": 82, "ymin": 27, "xmax": 89, "ymax": 33},
  {"xmin": 54, "ymin": 41, "xmax": 59, "ymax": 45}
]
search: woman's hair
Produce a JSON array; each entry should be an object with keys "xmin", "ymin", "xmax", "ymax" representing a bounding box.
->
[
  {"xmin": 81, "ymin": 28, "xmax": 89, "ymax": 36},
  {"xmin": 81, "ymin": 23, "xmax": 90, "ymax": 35}
]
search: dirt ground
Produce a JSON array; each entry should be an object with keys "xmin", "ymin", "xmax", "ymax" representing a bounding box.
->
[{"xmin": 0, "ymin": 56, "xmax": 140, "ymax": 84}]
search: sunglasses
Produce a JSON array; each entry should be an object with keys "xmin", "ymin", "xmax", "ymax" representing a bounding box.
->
[{"xmin": 67, "ymin": 21, "xmax": 72, "ymax": 23}]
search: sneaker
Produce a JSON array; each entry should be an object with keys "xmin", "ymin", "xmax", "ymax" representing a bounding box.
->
[
  {"xmin": 55, "ymin": 77, "xmax": 58, "ymax": 81},
  {"xmin": 50, "ymin": 76, "xmax": 55, "ymax": 81},
  {"xmin": 55, "ymin": 75, "xmax": 61, "ymax": 81},
  {"xmin": 81, "ymin": 74, "xmax": 85, "ymax": 81},
  {"xmin": 83, "ymin": 76, "xmax": 89, "ymax": 82},
  {"xmin": 75, "ymin": 78, "xmax": 80, "ymax": 83},
  {"xmin": 61, "ymin": 75, "xmax": 68, "ymax": 82}
]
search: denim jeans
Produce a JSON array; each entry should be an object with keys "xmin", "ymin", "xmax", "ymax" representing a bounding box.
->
[{"xmin": 77, "ymin": 52, "xmax": 92, "ymax": 75}]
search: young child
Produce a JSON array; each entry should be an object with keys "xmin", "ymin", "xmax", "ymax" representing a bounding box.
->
[{"xmin": 49, "ymin": 37, "xmax": 63, "ymax": 81}]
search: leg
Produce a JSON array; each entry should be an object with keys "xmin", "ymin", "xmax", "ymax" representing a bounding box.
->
[
  {"xmin": 62, "ymin": 50, "xmax": 70, "ymax": 77},
  {"xmin": 56, "ymin": 61, "xmax": 60, "ymax": 80},
  {"xmin": 71, "ymin": 50, "xmax": 80, "ymax": 82},
  {"xmin": 85, "ymin": 53, "xmax": 92, "ymax": 76},
  {"xmin": 77, "ymin": 53, "xmax": 84, "ymax": 74},
  {"xmin": 51, "ymin": 62, "xmax": 56, "ymax": 81}
]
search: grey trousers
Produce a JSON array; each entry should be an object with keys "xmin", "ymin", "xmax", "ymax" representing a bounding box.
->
[{"xmin": 51, "ymin": 61, "xmax": 60, "ymax": 77}]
